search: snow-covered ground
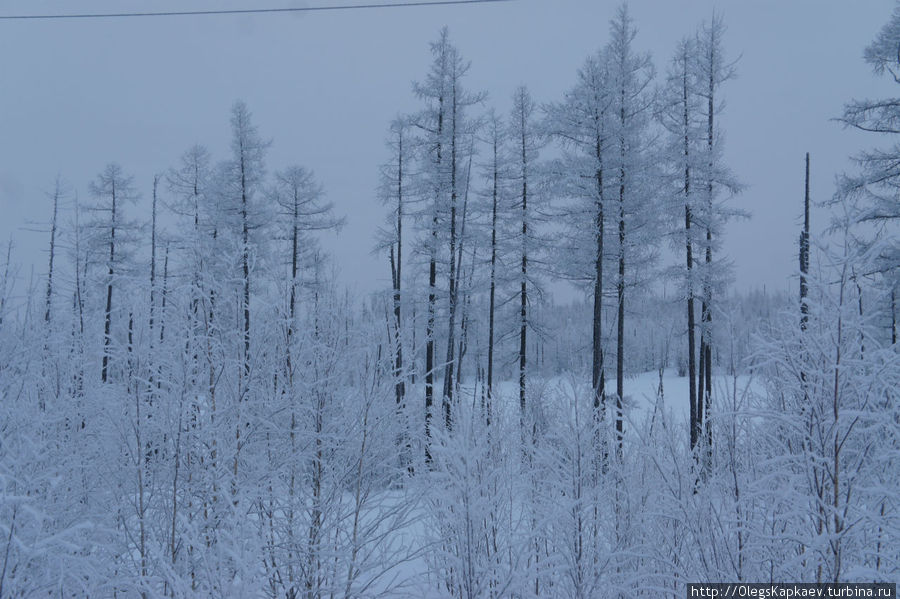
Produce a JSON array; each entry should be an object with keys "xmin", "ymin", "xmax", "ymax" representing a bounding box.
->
[
  {"xmin": 462, "ymin": 368, "xmax": 758, "ymax": 433},
  {"xmin": 375, "ymin": 370, "xmax": 762, "ymax": 597}
]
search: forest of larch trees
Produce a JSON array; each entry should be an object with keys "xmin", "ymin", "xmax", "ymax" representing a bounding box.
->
[{"xmin": 1, "ymin": 2, "xmax": 898, "ymax": 598}]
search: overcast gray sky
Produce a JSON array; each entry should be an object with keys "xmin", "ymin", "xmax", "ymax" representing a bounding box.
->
[{"xmin": 0, "ymin": 0, "xmax": 895, "ymax": 301}]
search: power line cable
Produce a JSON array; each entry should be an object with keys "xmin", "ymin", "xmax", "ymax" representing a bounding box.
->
[{"xmin": 0, "ymin": 0, "xmax": 514, "ymax": 21}]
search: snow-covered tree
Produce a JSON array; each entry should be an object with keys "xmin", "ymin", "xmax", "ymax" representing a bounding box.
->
[
  {"xmin": 411, "ymin": 27, "xmax": 484, "ymax": 444},
  {"xmin": 837, "ymin": 4, "xmax": 900, "ymax": 340},
  {"xmin": 507, "ymin": 85, "xmax": 545, "ymax": 416},
  {"xmin": 756, "ymin": 218, "xmax": 900, "ymax": 582},
  {"xmin": 692, "ymin": 14, "xmax": 743, "ymax": 456},
  {"xmin": 87, "ymin": 162, "xmax": 140, "ymax": 384},
  {"xmin": 545, "ymin": 45, "xmax": 614, "ymax": 458},
  {"xmin": 659, "ymin": 33, "xmax": 705, "ymax": 450},
  {"xmin": 606, "ymin": 3, "xmax": 658, "ymax": 451}
]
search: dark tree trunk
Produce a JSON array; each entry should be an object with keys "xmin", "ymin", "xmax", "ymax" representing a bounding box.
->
[
  {"xmin": 391, "ymin": 246, "xmax": 404, "ymax": 406},
  {"xmin": 519, "ymin": 273, "xmax": 527, "ymax": 416},
  {"xmin": 45, "ymin": 179, "xmax": 61, "ymax": 324},
  {"xmin": 800, "ymin": 153, "xmax": 810, "ymax": 331},
  {"xmin": 426, "ymin": 243, "xmax": 435, "ymax": 463},
  {"xmin": 703, "ymin": 62, "xmax": 715, "ymax": 453},
  {"xmin": 703, "ymin": 310, "xmax": 712, "ymax": 449},
  {"xmin": 425, "ymin": 185, "xmax": 441, "ymax": 459},
  {"xmin": 453, "ymin": 153, "xmax": 474, "ymax": 392},
  {"xmin": 616, "ymin": 92, "xmax": 626, "ymax": 455},
  {"xmin": 71, "ymin": 203, "xmax": 86, "ymax": 401},
  {"xmin": 519, "ymin": 127, "xmax": 528, "ymax": 417},
  {"xmin": 686, "ymin": 203, "xmax": 697, "ymax": 451},
  {"xmin": 697, "ymin": 330, "xmax": 705, "ymax": 443},
  {"xmin": 800, "ymin": 153, "xmax": 811, "ymax": 414},
  {"xmin": 486, "ymin": 129, "xmax": 499, "ymax": 426},
  {"xmin": 892, "ymin": 288, "xmax": 897, "ymax": 346},
  {"xmin": 236, "ymin": 137, "xmax": 251, "ymax": 490},
  {"xmin": 102, "ymin": 179, "xmax": 117, "ymax": 384},
  {"xmin": 159, "ymin": 243, "xmax": 169, "ymax": 346},
  {"xmin": 149, "ymin": 175, "xmax": 159, "ymax": 337},
  {"xmin": 698, "ymin": 267, "xmax": 712, "ymax": 454},
  {"xmin": 240, "ymin": 146, "xmax": 251, "ymax": 386},
  {"xmin": 442, "ymin": 201, "xmax": 457, "ymax": 430},
  {"xmin": 591, "ymin": 140, "xmax": 605, "ymax": 416},
  {"xmin": 681, "ymin": 57, "xmax": 699, "ymax": 452},
  {"xmin": 148, "ymin": 176, "xmax": 159, "ymax": 394},
  {"xmin": 616, "ymin": 182, "xmax": 625, "ymax": 455},
  {"xmin": 614, "ymin": 82, "xmax": 628, "ymax": 457},
  {"xmin": 411, "ymin": 301, "xmax": 417, "ymax": 385},
  {"xmin": 443, "ymin": 82, "xmax": 460, "ymax": 431},
  {"xmin": 287, "ymin": 186, "xmax": 299, "ymax": 379},
  {"xmin": 153, "ymin": 243, "xmax": 169, "ymax": 398},
  {"xmin": 456, "ymin": 249, "xmax": 475, "ymax": 390},
  {"xmin": 392, "ymin": 128, "xmax": 405, "ymax": 409},
  {"xmin": 591, "ymin": 131, "xmax": 608, "ymax": 472},
  {"xmin": 425, "ymin": 95, "xmax": 444, "ymax": 463}
]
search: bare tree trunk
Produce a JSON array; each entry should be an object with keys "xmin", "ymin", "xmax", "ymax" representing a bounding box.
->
[
  {"xmin": 616, "ymin": 191, "xmax": 625, "ymax": 456},
  {"xmin": 411, "ymin": 300, "xmax": 417, "ymax": 385},
  {"xmin": 72, "ymin": 199, "xmax": 86, "ymax": 406},
  {"xmin": 703, "ymin": 309, "xmax": 712, "ymax": 451},
  {"xmin": 159, "ymin": 243, "xmax": 169, "ymax": 347},
  {"xmin": 148, "ymin": 176, "xmax": 160, "ymax": 401},
  {"xmin": 891, "ymin": 288, "xmax": 897, "ymax": 345},
  {"xmin": 519, "ymin": 197, "xmax": 528, "ymax": 416},
  {"xmin": 615, "ymin": 103, "xmax": 626, "ymax": 455},
  {"xmin": 426, "ymin": 228, "xmax": 436, "ymax": 463},
  {"xmin": 127, "ymin": 313, "xmax": 149, "ymax": 599},
  {"xmin": 170, "ymin": 387, "xmax": 184, "ymax": 579},
  {"xmin": 240, "ymin": 150, "xmax": 251, "ymax": 385},
  {"xmin": 234, "ymin": 137, "xmax": 251, "ymax": 493},
  {"xmin": 592, "ymin": 136, "xmax": 608, "ymax": 474},
  {"xmin": 150, "ymin": 176, "xmax": 159, "ymax": 338},
  {"xmin": 800, "ymin": 153, "xmax": 810, "ymax": 331},
  {"xmin": 519, "ymin": 110, "xmax": 529, "ymax": 417},
  {"xmin": 425, "ymin": 94, "xmax": 444, "ymax": 463},
  {"xmin": 102, "ymin": 179, "xmax": 118, "ymax": 384},
  {"xmin": 698, "ymin": 45, "xmax": 716, "ymax": 457},
  {"xmin": 443, "ymin": 81, "xmax": 460, "ymax": 431},
  {"xmin": 44, "ymin": 178, "xmax": 61, "ymax": 324},
  {"xmin": 282, "ymin": 192, "xmax": 302, "ymax": 593},
  {"xmin": 486, "ymin": 123, "xmax": 500, "ymax": 426},
  {"xmin": 390, "ymin": 247, "xmax": 404, "ymax": 401},
  {"xmin": 680, "ymin": 56, "xmax": 699, "ymax": 452},
  {"xmin": 146, "ymin": 179, "xmax": 162, "ymax": 463},
  {"xmin": 456, "ymin": 248, "xmax": 476, "ymax": 390},
  {"xmin": 591, "ymin": 142, "xmax": 605, "ymax": 419},
  {"xmin": 686, "ymin": 203, "xmax": 697, "ymax": 451},
  {"xmin": 831, "ymin": 273, "xmax": 846, "ymax": 582},
  {"xmin": 452, "ymin": 146, "xmax": 473, "ymax": 393},
  {"xmin": 392, "ymin": 127, "xmax": 406, "ymax": 409}
]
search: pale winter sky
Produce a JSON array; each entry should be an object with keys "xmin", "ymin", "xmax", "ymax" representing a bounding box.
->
[{"xmin": 0, "ymin": 0, "xmax": 894, "ymax": 301}]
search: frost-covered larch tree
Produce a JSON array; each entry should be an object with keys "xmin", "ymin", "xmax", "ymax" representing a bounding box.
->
[
  {"xmin": 545, "ymin": 46, "xmax": 615, "ymax": 458},
  {"xmin": 508, "ymin": 85, "xmax": 544, "ymax": 417},
  {"xmin": 837, "ymin": 3, "xmax": 900, "ymax": 334},
  {"xmin": 412, "ymin": 27, "xmax": 483, "ymax": 445},
  {"xmin": 88, "ymin": 162, "xmax": 140, "ymax": 384},
  {"xmin": 693, "ymin": 14, "xmax": 742, "ymax": 456},
  {"xmin": 606, "ymin": 4, "xmax": 657, "ymax": 452}
]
